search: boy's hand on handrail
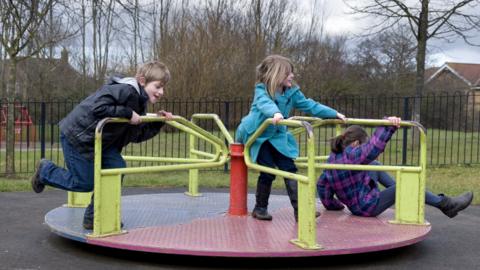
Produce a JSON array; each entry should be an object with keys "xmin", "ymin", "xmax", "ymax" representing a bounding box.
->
[
  {"xmin": 386, "ymin": 116, "xmax": 401, "ymax": 128},
  {"xmin": 129, "ymin": 111, "xmax": 142, "ymax": 125},
  {"xmin": 157, "ymin": 110, "xmax": 173, "ymax": 120},
  {"xmin": 272, "ymin": 113, "xmax": 284, "ymax": 125}
]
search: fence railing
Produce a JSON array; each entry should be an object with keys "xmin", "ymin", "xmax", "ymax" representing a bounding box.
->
[{"xmin": 1, "ymin": 92, "xmax": 479, "ymax": 176}]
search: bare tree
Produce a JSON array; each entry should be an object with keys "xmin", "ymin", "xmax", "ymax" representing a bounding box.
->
[
  {"xmin": 90, "ymin": 0, "xmax": 117, "ymax": 83},
  {"xmin": 81, "ymin": 0, "xmax": 88, "ymax": 95},
  {"xmin": 353, "ymin": 25, "xmax": 416, "ymax": 95},
  {"xmin": 0, "ymin": 0, "xmax": 74, "ymax": 176},
  {"xmin": 305, "ymin": 0, "xmax": 327, "ymax": 43},
  {"xmin": 263, "ymin": 0, "xmax": 296, "ymax": 53},
  {"xmin": 248, "ymin": 0, "xmax": 265, "ymax": 67},
  {"xmin": 157, "ymin": 0, "xmax": 172, "ymax": 59},
  {"xmin": 345, "ymin": 0, "xmax": 480, "ymax": 121},
  {"xmin": 0, "ymin": 21, "xmax": 5, "ymax": 96}
]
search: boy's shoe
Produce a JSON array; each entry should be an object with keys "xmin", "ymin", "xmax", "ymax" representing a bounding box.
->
[
  {"xmin": 83, "ymin": 217, "xmax": 124, "ymax": 230},
  {"xmin": 294, "ymin": 210, "xmax": 321, "ymax": 222},
  {"xmin": 252, "ymin": 207, "xmax": 273, "ymax": 221},
  {"xmin": 83, "ymin": 217, "xmax": 94, "ymax": 230},
  {"xmin": 31, "ymin": 159, "xmax": 47, "ymax": 193}
]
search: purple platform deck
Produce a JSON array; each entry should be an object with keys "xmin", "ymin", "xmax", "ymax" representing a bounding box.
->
[{"xmin": 44, "ymin": 193, "xmax": 431, "ymax": 257}]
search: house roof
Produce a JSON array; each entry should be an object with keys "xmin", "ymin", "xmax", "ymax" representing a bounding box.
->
[
  {"xmin": 0, "ymin": 57, "xmax": 79, "ymax": 77},
  {"xmin": 425, "ymin": 67, "xmax": 439, "ymax": 80},
  {"xmin": 426, "ymin": 62, "xmax": 480, "ymax": 88}
]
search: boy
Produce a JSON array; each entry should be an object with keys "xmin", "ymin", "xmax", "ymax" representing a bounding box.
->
[{"xmin": 31, "ymin": 61, "xmax": 173, "ymax": 229}]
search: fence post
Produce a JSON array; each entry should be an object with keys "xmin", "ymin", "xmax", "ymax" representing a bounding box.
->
[
  {"xmin": 402, "ymin": 97, "xmax": 410, "ymax": 165},
  {"xmin": 40, "ymin": 102, "xmax": 46, "ymax": 159}
]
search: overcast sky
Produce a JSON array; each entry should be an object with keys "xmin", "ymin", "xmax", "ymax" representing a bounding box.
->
[{"xmin": 301, "ymin": 0, "xmax": 480, "ymax": 67}]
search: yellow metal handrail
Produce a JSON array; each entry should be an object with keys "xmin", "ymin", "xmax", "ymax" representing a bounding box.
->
[
  {"xmin": 244, "ymin": 118, "xmax": 321, "ymax": 250},
  {"xmin": 186, "ymin": 113, "xmax": 233, "ymax": 196},
  {"xmin": 68, "ymin": 114, "xmax": 231, "ymax": 238},
  {"xmin": 243, "ymin": 117, "xmax": 428, "ymax": 250}
]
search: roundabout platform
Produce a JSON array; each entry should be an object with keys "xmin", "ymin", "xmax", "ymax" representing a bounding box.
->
[{"xmin": 45, "ymin": 192, "xmax": 431, "ymax": 257}]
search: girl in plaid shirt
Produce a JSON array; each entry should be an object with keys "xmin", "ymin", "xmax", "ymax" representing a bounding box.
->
[{"xmin": 317, "ymin": 117, "xmax": 473, "ymax": 218}]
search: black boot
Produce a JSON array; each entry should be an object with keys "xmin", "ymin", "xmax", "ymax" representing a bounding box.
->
[
  {"xmin": 284, "ymin": 179, "xmax": 298, "ymax": 211},
  {"xmin": 285, "ymin": 179, "xmax": 321, "ymax": 222},
  {"xmin": 294, "ymin": 209, "xmax": 321, "ymax": 222},
  {"xmin": 438, "ymin": 192, "xmax": 474, "ymax": 218},
  {"xmin": 252, "ymin": 207, "xmax": 272, "ymax": 220},
  {"xmin": 252, "ymin": 180, "xmax": 273, "ymax": 221},
  {"xmin": 285, "ymin": 179, "xmax": 300, "ymax": 221}
]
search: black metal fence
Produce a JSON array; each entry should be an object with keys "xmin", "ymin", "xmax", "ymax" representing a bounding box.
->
[{"xmin": 1, "ymin": 91, "xmax": 479, "ymax": 176}]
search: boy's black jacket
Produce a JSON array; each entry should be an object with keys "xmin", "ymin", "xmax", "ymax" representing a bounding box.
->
[{"xmin": 59, "ymin": 77, "xmax": 164, "ymax": 160}]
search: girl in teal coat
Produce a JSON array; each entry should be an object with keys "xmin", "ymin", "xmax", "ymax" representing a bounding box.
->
[{"xmin": 236, "ymin": 55, "xmax": 346, "ymax": 221}]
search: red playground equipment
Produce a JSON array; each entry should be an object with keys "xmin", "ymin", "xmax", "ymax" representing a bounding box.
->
[{"xmin": 0, "ymin": 105, "xmax": 35, "ymax": 143}]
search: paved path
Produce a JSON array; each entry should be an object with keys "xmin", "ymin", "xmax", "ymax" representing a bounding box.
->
[{"xmin": 1, "ymin": 188, "xmax": 479, "ymax": 270}]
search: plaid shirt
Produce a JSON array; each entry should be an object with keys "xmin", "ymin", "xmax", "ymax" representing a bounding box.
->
[{"xmin": 317, "ymin": 126, "xmax": 397, "ymax": 216}]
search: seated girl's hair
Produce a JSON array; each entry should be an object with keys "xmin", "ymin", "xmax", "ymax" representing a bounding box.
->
[{"xmin": 330, "ymin": 125, "xmax": 369, "ymax": 153}]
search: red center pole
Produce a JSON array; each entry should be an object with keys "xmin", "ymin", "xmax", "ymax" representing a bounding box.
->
[{"xmin": 228, "ymin": 143, "xmax": 248, "ymax": 216}]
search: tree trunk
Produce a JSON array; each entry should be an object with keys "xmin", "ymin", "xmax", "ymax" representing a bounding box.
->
[
  {"xmin": 92, "ymin": 0, "xmax": 98, "ymax": 83},
  {"xmin": 5, "ymin": 59, "xmax": 17, "ymax": 177},
  {"xmin": 0, "ymin": 44, "xmax": 4, "ymax": 97},
  {"xmin": 413, "ymin": 0, "xmax": 429, "ymax": 123},
  {"xmin": 152, "ymin": 1, "xmax": 158, "ymax": 59},
  {"xmin": 81, "ymin": 0, "xmax": 87, "ymax": 96},
  {"xmin": 253, "ymin": 0, "xmax": 262, "ymax": 66},
  {"xmin": 133, "ymin": 0, "xmax": 139, "ymax": 68}
]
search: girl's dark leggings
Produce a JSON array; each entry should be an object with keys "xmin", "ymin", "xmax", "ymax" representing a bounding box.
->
[{"xmin": 369, "ymin": 160, "xmax": 442, "ymax": 216}]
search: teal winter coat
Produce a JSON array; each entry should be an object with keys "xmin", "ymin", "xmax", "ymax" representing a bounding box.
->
[{"xmin": 235, "ymin": 83, "xmax": 338, "ymax": 163}]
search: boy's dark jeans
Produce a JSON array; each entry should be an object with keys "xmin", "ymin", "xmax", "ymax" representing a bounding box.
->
[
  {"xmin": 40, "ymin": 133, "xmax": 126, "ymax": 192},
  {"xmin": 39, "ymin": 133, "xmax": 126, "ymax": 225}
]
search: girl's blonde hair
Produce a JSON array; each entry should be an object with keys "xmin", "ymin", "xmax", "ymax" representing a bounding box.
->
[
  {"xmin": 256, "ymin": 55, "xmax": 294, "ymax": 98},
  {"xmin": 136, "ymin": 60, "xmax": 171, "ymax": 85}
]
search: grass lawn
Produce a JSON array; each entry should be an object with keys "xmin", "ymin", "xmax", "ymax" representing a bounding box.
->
[
  {"xmin": 1, "ymin": 125, "xmax": 479, "ymax": 206},
  {"xmin": 1, "ymin": 164, "xmax": 479, "ymax": 205}
]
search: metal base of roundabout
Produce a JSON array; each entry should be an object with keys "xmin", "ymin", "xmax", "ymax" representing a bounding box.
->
[{"xmin": 45, "ymin": 192, "xmax": 431, "ymax": 257}]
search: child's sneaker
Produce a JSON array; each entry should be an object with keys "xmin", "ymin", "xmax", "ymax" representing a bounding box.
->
[
  {"xmin": 83, "ymin": 216, "xmax": 93, "ymax": 230},
  {"xmin": 83, "ymin": 204, "xmax": 124, "ymax": 230},
  {"xmin": 83, "ymin": 217, "xmax": 124, "ymax": 230},
  {"xmin": 31, "ymin": 159, "xmax": 47, "ymax": 193}
]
